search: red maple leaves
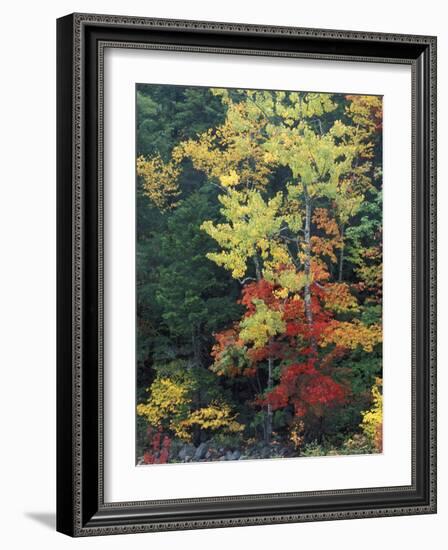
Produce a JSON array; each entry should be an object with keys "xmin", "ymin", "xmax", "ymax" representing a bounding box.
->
[
  {"xmin": 212, "ymin": 275, "xmax": 351, "ymax": 421},
  {"xmin": 263, "ymin": 359, "xmax": 346, "ymax": 418},
  {"xmin": 143, "ymin": 426, "xmax": 172, "ymax": 464}
]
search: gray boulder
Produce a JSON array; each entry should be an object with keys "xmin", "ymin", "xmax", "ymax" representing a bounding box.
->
[
  {"xmin": 178, "ymin": 444, "xmax": 196, "ymax": 461},
  {"xmin": 193, "ymin": 442, "xmax": 208, "ymax": 461},
  {"xmin": 261, "ymin": 446, "xmax": 271, "ymax": 459}
]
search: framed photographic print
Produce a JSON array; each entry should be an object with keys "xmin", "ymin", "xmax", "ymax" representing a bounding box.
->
[{"xmin": 57, "ymin": 13, "xmax": 437, "ymax": 536}]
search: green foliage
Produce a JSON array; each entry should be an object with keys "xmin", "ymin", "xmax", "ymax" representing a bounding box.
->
[
  {"xmin": 154, "ymin": 189, "xmax": 242, "ymax": 343},
  {"xmin": 300, "ymin": 434, "xmax": 376, "ymax": 457},
  {"xmin": 210, "ymin": 432, "xmax": 244, "ymax": 450},
  {"xmin": 137, "ymin": 86, "xmax": 226, "ymax": 159}
]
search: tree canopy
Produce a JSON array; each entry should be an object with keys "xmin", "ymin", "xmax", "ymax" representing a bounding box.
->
[{"xmin": 136, "ymin": 85, "xmax": 383, "ymax": 464}]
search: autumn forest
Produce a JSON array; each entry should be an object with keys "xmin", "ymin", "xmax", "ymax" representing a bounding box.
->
[{"xmin": 136, "ymin": 84, "xmax": 383, "ymax": 465}]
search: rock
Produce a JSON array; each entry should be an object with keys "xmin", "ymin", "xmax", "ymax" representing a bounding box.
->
[
  {"xmin": 261, "ymin": 446, "xmax": 271, "ymax": 459},
  {"xmin": 178, "ymin": 444, "xmax": 196, "ymax": 461},
  {"xmin": 219, "ymin": 455, "xmax": 226, "ymax": 461},
  {"xmin": 194, "ymin": 442, "xmax": 208, "ymax": 461},
  {"xmin": 205, "ymin": 450, "xmax": 212, "ymax": 460},
  {"xmin": 230, "ymin": 450, "xmax": 241, "ymax": 460},
  {"xmin": 239, "ymin": 455, "xmax": 248, "ymax": 460}
]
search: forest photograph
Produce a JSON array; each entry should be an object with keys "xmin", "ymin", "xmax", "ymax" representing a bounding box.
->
[{"xmin": 135, "ymin": 84, "xmax": 383, "ymax": 465}]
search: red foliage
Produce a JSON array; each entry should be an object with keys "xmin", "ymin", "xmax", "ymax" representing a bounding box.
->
[
  {"xmin": 247, "ymin": 341, "xmax": 284, "ymax": 364},
  {"xmin": 282, "ymin": 291, "xmax": 337, "ymax": 346},
  {"xmin": 264, "ymin": 360, "xmax": 346, "ymax": 418},
  {"xmin": 143, "ymin": 426, "xmax": 172, "ymax": 464},
  {"xmin": 265, "ymin": 384, "xmax": 289, "ymax": 409},
  {"xmin": 239, "ymin": 279, "xmax": 279, "ymax": 314},
  {"xmin": 283, "ymin": 297, "xmax": 304, "ymax": 320},
  {"xmin": 211, "ymin": 274, "xmax": 352, "ymax": 423},
  {"xmin": 302, "ymin": 374, "xmax": 346, "ymax": 407}
]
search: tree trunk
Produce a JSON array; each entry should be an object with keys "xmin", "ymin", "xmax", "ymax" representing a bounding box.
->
[
  {"xmin": 252, "ymin": 253, "xmax": 272, "ymax": 444},
  {"xmin": 303, "ymin": 186, "xmax": 316, "ymax": 352},
  {"xmin": 338, "ymin": 224, "xmax": 345, "ymax": 282},
  {"xmin": 265, "ymin": 354, "xmax": 274, "ymax": 445},
  {"xmin": 192, "ymin": 324, "xmax": 202, "ymax": 367},
  {"xmin": 253, "ymin": 254, "xmax": 262, "ymax": 281}
]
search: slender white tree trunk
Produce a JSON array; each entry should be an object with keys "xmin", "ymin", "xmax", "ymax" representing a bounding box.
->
[{"xmin": 303, "ymin": 185, "xmax": 316, "ymax": 352}]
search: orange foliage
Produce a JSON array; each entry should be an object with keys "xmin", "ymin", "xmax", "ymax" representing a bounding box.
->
[
  {"xmin": 310, "ymin": 208, "xmax": 342, "ymax": 262},
  {"xmin": 321, "ymin": 320, "xmax": 382, "ymax": 353},
  {"xmin": 313, "ymin": 207, "xmax": 341, "ymax": 237},
  {"xmin": 211, "ymin": 327, "xmax": 243, "ymax": 362},
  {"xmin": 317, "ymin": 282, "xmax": 359, "ymax": 313}
]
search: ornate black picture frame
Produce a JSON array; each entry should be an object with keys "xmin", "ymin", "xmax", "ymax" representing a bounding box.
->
[{"xmin": 57, "ymin": 13, "xmax": 437, "ymax": 537}]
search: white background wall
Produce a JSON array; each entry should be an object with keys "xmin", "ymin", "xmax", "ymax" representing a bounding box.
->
[{"xmin": 0, "ymin": 1, "xmax": 445, "ymax": 548}]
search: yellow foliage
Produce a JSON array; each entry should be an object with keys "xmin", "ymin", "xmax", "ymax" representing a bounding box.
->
[
  {"xmin": 219, "ymin": 170, "xmax": 240, "ymax": 187},
  {"xmin": 322, "ymin": 283, "xmax": 360, "ymax": 313},
  {"xmin": 334, "ymin": 186, "xmax": 365, "ymax": 225},
  {"xmin": 171, "ymin": 90, "xmax": 375, "ymax": 290},
  {"xmin": 263, "ymin": 242, "xmax": 291, "ymax": 270},
  {"xmin": 267, "ymin": 268, "xmax": 307, "ymax": 297},
  {"xmin": 289, "ymin": 419, "xmax": 305, "ymax": 449},
  {"xmin": 264, "ymin": 123, "xmax": 356, "ymax": 190},
  {"xmin": 346, "ymin": 95, "xmax": 382, "ymax": 139},
  {"xmin": 273, "ymin": 287, "xmax": 289, "ymax": 299},
  {"xmin": 136, "ymin": 154, "xmax": 181, "ymax": 211},
  {"xmin": 179, "ymin": 402, "xmax": 244, "ymax": 434},
  {"xmin": 320, "ymin": 320, "xmax": 382, "ymax": 352},
  {"xmin": 343, "ymin": 95, "xmax": 383, "ymax": 192},
  {"xmin": 239, "ymin": 299, "xmax": 285, "ymax": 349},
  {"xmin": 137, "ymin": 374, "xmax": 243, "ymax": 442},
  {"xmin": 172, "ymin": 97, "xmax": 274, "ymax": 192},
  {"xmin": 136, "ymin": 375, "xmax": 192, "ymax": 439},
  {"xmin": 201, "ymin": 189, "xmax": 285, "ymax": 279},
  {"xmin": 361, "ymin": 378, "xmax": 383, "ymax": 451}
]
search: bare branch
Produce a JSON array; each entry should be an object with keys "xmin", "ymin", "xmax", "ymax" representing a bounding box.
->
[{"xmin": 238, "ymin": 276, "xmax": 257, "ymax": 285}]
